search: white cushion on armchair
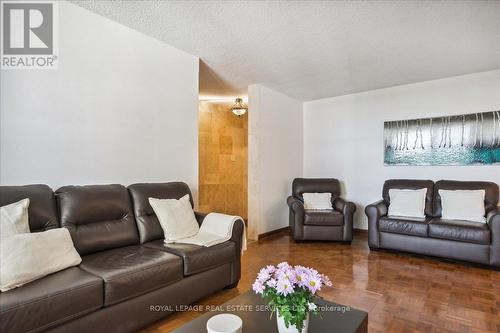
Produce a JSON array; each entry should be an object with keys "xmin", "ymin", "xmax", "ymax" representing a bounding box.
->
[{"xmin": 302, "ymin": 193, "xmax": 332, "ymax": 210}]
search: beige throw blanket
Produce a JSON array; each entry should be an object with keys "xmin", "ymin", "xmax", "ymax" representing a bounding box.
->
[{"xmin": 164, "ymin": 213, "xmax": 247, "ymax": 253}]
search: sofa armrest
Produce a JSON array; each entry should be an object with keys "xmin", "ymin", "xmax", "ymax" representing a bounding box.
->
[
  {"xmin": 333, "ymin": 197, "xmax": 356, "ymax": 241},
  {"xmin": 365, "ymin": 200, "xmax": 388, "ymax": 249},
  {"xmin": 230, "ymin": 218, "xmax": 245, "ymax": 249},
  {"xmin": 195, "ymin": 211, "xmax": 244, "ymax": 284},
  {"xmin": 194, "ymin": 211, "xmax": 244, "ymax": 250},
  {"xmin": 287, "ymin": 196, "xmax": 305, "ymax": 240},
  {"xmin": 194, "ymin": 211, "xmax": 207, "ymax": 226},
  {"xmin": 487, "ymin": 208, "xmax": 500, "ymax": 267}
]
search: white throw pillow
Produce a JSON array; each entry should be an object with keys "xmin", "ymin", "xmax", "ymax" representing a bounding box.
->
[
  {"xmin": 1, "ymin": 198, "xmax": 30, "ymax": 239},
  {"xmin": 0, "ymin": 228, "xmax": 82, "ymax": 292},
  {"xmin": 302, "ymin": 193, "xmax": 332, "ymax": 210},
  {"xmin": 388, "ymin": 188, "xmax": 427, "ymax": 218},
  {"xmin": 439, "ymin": 189, "xmax": 486, "ymax": 223},
  {"xmin": 149, "ymin": 194, "xmax": 200, "ymax": 243}
]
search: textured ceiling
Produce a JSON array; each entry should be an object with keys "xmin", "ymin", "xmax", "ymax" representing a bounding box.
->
[{"xmin": 72, "ymin": 1, "xmax": 500, "ymax": 101}]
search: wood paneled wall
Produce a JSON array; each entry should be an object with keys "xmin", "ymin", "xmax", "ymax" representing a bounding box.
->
[{"xmin": 198, "ymin": 101, "xmax": 248, "ymax": 220}]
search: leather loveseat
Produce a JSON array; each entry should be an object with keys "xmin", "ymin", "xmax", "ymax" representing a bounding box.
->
[
  {"xmin": 366, "ymin": 179, "xmax": 500, "ymax": 268},
  {"xmin": 0, "ymin": 182, "xmax": 244, "ymax": 333},
  {"xmin": 287, "ymin": 178, "xmax": 356, "ymax": 242}
]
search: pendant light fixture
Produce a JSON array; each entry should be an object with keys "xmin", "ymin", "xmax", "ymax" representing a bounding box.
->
[{"xmin": 230, "ymin": 98, "xmax": 248, "ymax": 117}]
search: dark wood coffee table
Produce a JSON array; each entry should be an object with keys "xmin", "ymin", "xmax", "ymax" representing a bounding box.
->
[{"xmin": 172, "ymin": 291, "xmax": 368, "ymax": 333}]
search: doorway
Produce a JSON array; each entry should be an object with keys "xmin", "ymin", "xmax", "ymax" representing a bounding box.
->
[{"xmin": 198, "ymin": 100, "xmax": 248, "ymax": 221}]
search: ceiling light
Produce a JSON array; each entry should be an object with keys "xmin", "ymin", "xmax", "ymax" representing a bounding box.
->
[{"xmin": 230, "ymin": 98, "xmax": 248, "ymax": 117}]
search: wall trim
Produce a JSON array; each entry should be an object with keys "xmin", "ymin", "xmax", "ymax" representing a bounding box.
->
[
  {"xmin": 258, "ymin": 226, "xmax": 290, "ymax": 239},
  {"xmin": 354, "ymin": 228, "xmax": 368, "ymax": 236}
]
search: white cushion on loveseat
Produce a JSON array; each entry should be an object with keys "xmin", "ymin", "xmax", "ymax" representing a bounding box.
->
[
  {"xmin": 388, "ymin": 188, "xmax": 427, "ymax": 218},
  {"xmin": 439, "ymin": 189, "xmax": 486, "ymax": 223}
]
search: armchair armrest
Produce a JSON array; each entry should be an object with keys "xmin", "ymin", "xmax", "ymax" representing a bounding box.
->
[
  {"xmin": 365, "ymin": 200, "xmax": 388, "ymax": 249},
  {"xmin": 287, "ymin": 196, "xmax": 305, "ymax": 213},
  {"xmin": 333, "ymin": 197, "xmax": 356, "ymax": 215},
  {"xmin": 333, "ymin": 197, "xmax": 356, "ymax": 242},
  {"xmin": 487, "ymin": 208, "xmax": 500, "ymax": 267},
  {"xmin": 287, "ymin": 196, "xmax": 305, "ymax": 241}
]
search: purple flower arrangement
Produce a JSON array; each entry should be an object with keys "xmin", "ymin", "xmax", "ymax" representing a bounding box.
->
[{"xmin": 252, "ymin": 262, "xmax": 332, "ymax": 332}]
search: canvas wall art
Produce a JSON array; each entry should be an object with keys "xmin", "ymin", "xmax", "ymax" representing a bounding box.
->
[{"xmin": 384, "ymin": 111, "xmax": 500, "ymax": 165}]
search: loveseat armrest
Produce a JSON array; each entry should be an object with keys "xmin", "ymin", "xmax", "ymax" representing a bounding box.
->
[
  {"xmin": 487, "ymin": 208, "xmax": 500, "ymax": 267},
  {"xmin": 365, "ymin": 200, "xmax": 388, "ymax": 218},
  {"xmin": 365, "ymin": 200, "xmax": 388, "ymax": 249}
]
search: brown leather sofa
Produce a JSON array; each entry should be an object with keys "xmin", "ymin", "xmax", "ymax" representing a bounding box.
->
[
  {"xmin": 366, "ymin": 179, "xmax": 500, "ymax": 268},
  {"xmin": 287, "ymin": 178, "xmax": 356, "ymax": 242},
  {"xmin": 0, "ymin": 182, "xmax": 244, "ymax": 333}
]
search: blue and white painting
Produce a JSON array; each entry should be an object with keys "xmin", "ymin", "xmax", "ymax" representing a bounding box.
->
[{"xmin": 384, "ymin": 111, "xmax": 500, "ymax": 165}]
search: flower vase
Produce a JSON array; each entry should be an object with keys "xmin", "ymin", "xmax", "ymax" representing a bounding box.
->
[{"xmin": 276, "ymin": 312, "xmax": 309, "ymax": 333}]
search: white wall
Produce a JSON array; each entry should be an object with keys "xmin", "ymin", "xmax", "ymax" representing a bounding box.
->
[
  {"xmin": 248, "ymin": 84, "xmax": 303, "ymax": 238},
  {"xmin": 304, "ymin": 70, "xmax": 500, "ymax": 230},
  {"xmin": 0, "ymin": 2, "xmax": 199, "ymax": 196}
]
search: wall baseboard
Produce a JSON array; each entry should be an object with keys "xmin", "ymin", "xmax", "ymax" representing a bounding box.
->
[
  {"xmin": 354, "ymin": 228, "xmax": 368, "ymax": 236},
  {"xmin": 258, "ymin": 227, "xmax": 367, "ymax": 239},
  {"xmin": 258, "ymin": 226, "xmax": 290, "ymax": 239}
]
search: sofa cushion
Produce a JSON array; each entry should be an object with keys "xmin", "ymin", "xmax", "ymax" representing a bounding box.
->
[
  {"xmin": 0, "ymin": 267, "xmax": 102, "ymax": 333},
  {"xmin": 378, "ymin": 216, "xmax": 429, "ymax": 237},
  {"xmin": 428, "ymin": 218, "xmax": 491, "ymax": 245},
  {"xmin": 79, "ymin": 246, "xmax": 182, "ymax": 306},
  {"xmin": 128, "ymin": 182, "xmax": 195, "ymax": 244},
  {"xmin": 56, "ymin": 184, "xmax": 139, "ymax": 255},
  {"xmin": 0, "ymin": 184, "xmax": 58, "ymax": 232},
  {"xmin": 149, "ymin": 195, "xmax": 199, "ymax": 243},
  {"xmin": 144, "ymin": 240, "xmax": 236, "ymax": 276},
  {"xmin": 0, "ymin": 198, "xmax": 30, "ymax": 239},
  {"xmin": 304, "ymin": 210, "xmax": 344, "ymax": 226}
]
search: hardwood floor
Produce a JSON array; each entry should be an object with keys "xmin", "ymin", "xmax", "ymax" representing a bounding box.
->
[{"xmin": 140, "ymin": 231, "xmax": 500, "ymax": 333}]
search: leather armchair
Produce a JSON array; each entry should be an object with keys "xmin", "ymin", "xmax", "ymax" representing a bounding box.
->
[{"xmin": 286, "ymin": 178, "xmax": 356, "ymax": 242}]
